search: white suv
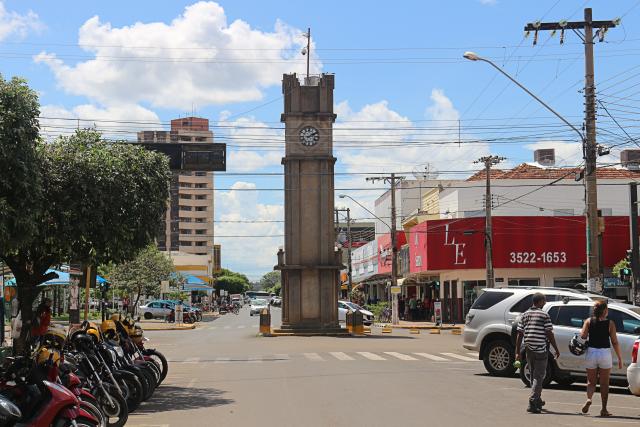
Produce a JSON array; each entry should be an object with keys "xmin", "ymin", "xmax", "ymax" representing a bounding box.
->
[{"xmin": 463, "ymin": 287, "xmax": 596, "ymax": 377}]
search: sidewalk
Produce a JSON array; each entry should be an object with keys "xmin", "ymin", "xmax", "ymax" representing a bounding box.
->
[
  {"xmin": 138, "ymin": 319, "xmax": 197, "ymax": 331},
  {"xmin": 374, "ymin": 320, "xmax": 464, "ymax": 330}
]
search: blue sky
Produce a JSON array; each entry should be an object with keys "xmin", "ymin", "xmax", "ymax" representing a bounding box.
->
[{"xmin": 2, "ymin": 0, "xmax": 640, "ymax": 278}]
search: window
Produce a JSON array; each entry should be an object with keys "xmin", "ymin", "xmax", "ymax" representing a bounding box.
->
[
  {"xmin": 195, "ymin": 218, "xmax": 206, "ymax": 223},
  {"xmin": 180, "ymin": 136, "xmax": 191, "ymax": 142},
  {"xmin": 179, "ymin": 194, "xmax": 192, "ymax": 199},
  {"xmin": 195, "ymin": 206, "xmax": 207, "ymax": 212},
  {"xmin": 195, "ymin": 136, "xmax": 206, "ymax": 142},
  {"xmin": 195, "ymin": 229, "xmax": 206, "ymax": 235},
  {"xmin": 508, "ymin": 278, "xmax": 540, "ymax": 287},
  {"xmin": 182, "ymin": 183, "xmax": 192, "ymax": 188},
  {"xmin": 510, "ymin": 294, "xmax": 566, "ymax": 314},
  {"xmin": 195, "ymin": 195, "xmax": 206, "ymax": 200},
  {"xmin": 179, "ymin": 241, "xmax": 191, "ymax": 246},
  {"xmin": 195, "ymin": 241, "xmax": 206, "ymax": 246},
  {"xmin": 195, "ymin": 183, "xmax": 207, "ymax": 188},
  {"xmin": 553, "ymin": 305, "xmax": 591, "ymax": 328},
  {"xmin": 195, "ymin": 171, "xmax": 207, "ymax": 177},
  {"xmin": 470, "ymin": 291, "xmax": 513, "ymax": 310},
  {"xmin": 181, "ymin": 229, "xmax": 192, "ymax": 235},
  {"xmin": 180, "ymin": 217, "xmax": 192, "ymax": 223},
  {"xmin": 608, "ymin": 309, "xmax": 640, "ymax": 335},
  {"xmin": 179, "ymin": 206, "xmax": 192, "ymax": 211},
  {"xmin": 553, "ymin": 278, "xmax": 583, "ymax": 288}
]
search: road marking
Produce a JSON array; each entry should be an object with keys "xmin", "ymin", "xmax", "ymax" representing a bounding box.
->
[
  {"xmin": 247, "ymin": 356, "xmax": 262, "ymax": 363},
  {"xmin": 223, "ymin": 325, "xmax": 231, "ymax": 329},
  {"xmin": 384, "ymin": 352, "xmax": 418, "ymax": 361},
  {"xmin": 440, "ymin": 353, "xmax": 477, "ymax": 362},
  {"xmin": 304, "ymin": 353, "xmax": 325, "ymax": 362},
  {"xmin": 183, "ymin": 357, "xmax": 200, "ymax": 364},
  {"xmin": 208, "ymin": 326, "xmax": 218, "ymax": 330},
  {"xmin": 356, "ymin": 352, "xmax": 386, "ymax": 361},
  {"xmin": 273, "ymin": 353, "xmax": 290, "ymax": 361},
  {"xmin": 238, "ymin": 325, "xmax": 246, "ymax": 329},
  {"xmin": 214, "ymin": 357, "xmax": 231, "ymax": 364},
  {"xmin": 414, "ymin": 353, "xmax": 448, "ymax": 362},
  {"xmin": 466, "ymin": 352, "xmax": 479, "ymax": 357},
  {"xmin": 330, "ymin": 352, "xmax": 355, "ymax": 361}
]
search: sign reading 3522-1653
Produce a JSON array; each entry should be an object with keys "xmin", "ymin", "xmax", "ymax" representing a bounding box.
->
[{"xmin": 509, "ymin": 251, "xmax": 567, "ymax": 264}]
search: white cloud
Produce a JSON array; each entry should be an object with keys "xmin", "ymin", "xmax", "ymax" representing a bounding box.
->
[
  {"xmin": 39, "ymin": 103, "xmax": 160, "ymax": 141},
  {"xmin": 0, "ymin": 2, "xmax": 43, "ymax": 41},
  {"xmin": 34, "ymin": 2, "xmax": 317, "ymax": 109},
  {"xmin": 524, "ymin": 140, "xmax": 618, "ymax": 167},
  {"xmin": 219, "ymin": 115, "xmax": 283, "ymax": 172},
  {"xmin": 215, "ymin": 181, "xmax": 283, "ymax": 278}
]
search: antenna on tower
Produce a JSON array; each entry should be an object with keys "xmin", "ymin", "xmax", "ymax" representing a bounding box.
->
[
  {"xmin": 301, "ymin": 28, "xmax": 311, "ymax": 80},
  {"xmin": 412, "ymin": 163, "xmax": 438, "ymax": 180}
]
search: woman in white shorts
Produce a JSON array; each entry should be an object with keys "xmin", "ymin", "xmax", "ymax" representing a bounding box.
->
[{"xmin": 579, "ymin": 300, "xmax": 623, "ymax": 417}]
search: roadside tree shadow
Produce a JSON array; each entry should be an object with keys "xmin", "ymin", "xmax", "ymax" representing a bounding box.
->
[{"xmin": 136, "ymin": 385, "xmax": 233, "ymax": 414}]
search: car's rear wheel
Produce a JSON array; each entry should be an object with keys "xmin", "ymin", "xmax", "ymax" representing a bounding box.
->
[
  {"xmin": 483, "ymin": 340, "xmax": 515, "ymax": 376},
  {"xmin": 144, "ymin": 312, "xmax": 153, "ymax": 320}
]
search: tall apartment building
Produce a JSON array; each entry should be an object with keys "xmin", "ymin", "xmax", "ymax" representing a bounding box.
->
[{"xmin": 137, "ymin": 117, "xmax": 215, "ymax": 263}]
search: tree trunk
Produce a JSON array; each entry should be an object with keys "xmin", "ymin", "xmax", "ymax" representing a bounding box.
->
[
  {"xmin": 132, "ymin": 286, "xmax": 142, "ymax": 316},
  {"xmin": 14, "ymin": 282, "xmax": 40, "ymax": 355}
]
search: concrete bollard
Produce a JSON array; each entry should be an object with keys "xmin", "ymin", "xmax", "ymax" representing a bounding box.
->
[
  {"xmin": 451, "ymin": 328, "xmax": 462, "ymax": 335},
  {"xmin": 259, "ymin": 308, "xmax": 271, "ymax": 334},
  {"xmin": 409, "ymin": 328, "xmax": 420, "ymax": 335},
  {"xmin": 381, "ymin": 326, "xmax": 393, "ymax": 334},
  {"xmin": 430, "ymin": 328, "xmax": 441, "ymax": 334},
  {"xmin": 352, "ymin": 310, "xmax": 364, "ymax": 335}
]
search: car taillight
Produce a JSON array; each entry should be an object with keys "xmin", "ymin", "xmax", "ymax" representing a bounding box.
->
[{"xmin": 633, "ymin": 341, "xmax": 639, "ymax": 364}]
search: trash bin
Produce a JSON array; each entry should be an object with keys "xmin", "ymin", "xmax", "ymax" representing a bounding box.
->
[
  {"xmin": 352, "ymin": 309, "xmax": 364, "ymax": 335},
  {"xmin": 345, "ymin": 309, "xmax": 353, "ymax": 333},
  {"xmin": 259, "ymin": 308, "xmax": 271, "ymax": 334}
]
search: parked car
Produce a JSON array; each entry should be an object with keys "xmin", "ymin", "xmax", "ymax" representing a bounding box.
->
[
  {"xmin": 338, "ymin": 300, "xmax": 374, "ymax": 325},
  {"xmin": 139, "ymin": 301, "xmax": 173, "ymax": 319},
  {"xmin": 463, "ymin": 287, "xmax": 602, "ymax": 377},
  {"xmin": 230, "ymin": 294, "xmax": 243, "ymax": 307},
  {"xmin": 270, "ymin": 296, "xmax": 282, "ymax": 306},
  {"xmin": 250, "ymin": 299, "xmax": 269, "ymax": 316},
  {"xmin": 628, "ymin": 336, "xmax": 640, "ymax": 396},
  {"xmin": 516, "ymin": 300, "xmax": 640, "ymax": 387}
]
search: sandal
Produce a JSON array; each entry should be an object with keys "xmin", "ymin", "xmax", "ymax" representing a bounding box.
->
[
  {"xmin": 581, "ymin": 400, "xmax": 592, "ymax": 414},
  {"xmin": 600, "ymin": 409, "xmax": 611, "ymax": 417}
]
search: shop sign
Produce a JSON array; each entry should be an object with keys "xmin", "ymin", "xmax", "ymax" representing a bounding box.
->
[
  {"xmin": 390, "ymin": 286, "xmax": 401, "ymax": 295},
  {"xmin": 434, "ymin": 301, "xmax": 442, "ymax": 325}
]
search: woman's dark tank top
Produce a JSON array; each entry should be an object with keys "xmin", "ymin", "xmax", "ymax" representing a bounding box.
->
[{"xmin": 588, "ymin": 317, "xmax": 611, "ymax": 349}]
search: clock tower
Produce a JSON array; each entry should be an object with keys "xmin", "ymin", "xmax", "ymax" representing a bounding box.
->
[{"xmin": 275, "ymin": 73, "xmax": 343, "ymax": 332}]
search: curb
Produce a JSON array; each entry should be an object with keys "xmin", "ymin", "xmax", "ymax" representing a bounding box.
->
[
  {"xmin": 373, "ymin": 323, "xmax": 463, "ymax": 331},
  {"xmin": 142, "ymin": 324, "xmax": 197, "ymax": 331}
]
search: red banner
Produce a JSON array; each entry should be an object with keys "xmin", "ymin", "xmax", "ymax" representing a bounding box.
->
[
  {"xmin": 377, "ymin": 232, "xmax": 407, "ymax": 274},
  {"xmin": 408, "ymin": 216, "xmax": 631, "ymax": 272}
]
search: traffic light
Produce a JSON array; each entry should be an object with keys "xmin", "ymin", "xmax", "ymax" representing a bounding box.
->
[
  {"xmin": 619, "ymin": 266, "xmax": 632, "ymax": 285},
  {"xmin": 99, "ymin": 281, "xmax": 110, "ymax": 293},
  {"xmin": 580, "ymin": 263, "xmax": 587, "ymax": 280},
  {"xmin": 626, "ymin": 249, "xmax": 633, "ymax": 264}
]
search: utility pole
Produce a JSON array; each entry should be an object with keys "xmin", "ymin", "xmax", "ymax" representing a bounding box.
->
[
  {"xmin": 335, "ymin": 208, "xmax": 354, "ymax": 299},
  {"xmin": 630, "ymin": 183, "xmax": 640, "ymax": 305},
  {"xmin": 367, "ymin": 173, "xmax": 405, "ymax": 324},
  {"xmin": 525, "ymin": 8, "xmax": 618, "ymax": 292},
  {"xmin": 474, "ymin": 156, "xmax": 505, "ymax": 288},
  {"xmin": 302, "ymin": 28, "xmax": 311, "ymax": 80}
]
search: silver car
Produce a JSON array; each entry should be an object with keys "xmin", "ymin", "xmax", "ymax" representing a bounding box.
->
[
  {"xmin": 523, "ymin": 300, "xmax": 640, "ymax": 387},
  {"xmin": 139, "ymin": 301, "xmax": 173, "ymax": 319},
  {"xmin": 463, "ymin": 287, "xmax": 595, "ymax": 377}
]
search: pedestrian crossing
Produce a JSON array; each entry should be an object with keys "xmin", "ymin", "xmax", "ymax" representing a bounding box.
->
[{"xmin": 170, "ymin": 351, "xmax": 480, "ymax": 364}]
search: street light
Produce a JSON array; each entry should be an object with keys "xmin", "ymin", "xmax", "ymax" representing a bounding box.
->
[{"xmin": 462, "ymin": 52, "xmax": 584, "ymax": 141}]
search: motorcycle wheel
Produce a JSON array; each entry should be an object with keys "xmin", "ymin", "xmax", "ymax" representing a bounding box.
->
[
  {"xmin": 54, "ymin": 416, "xmax": 100, "ymax": 427},
  {"xmin": 123, "ymin": 366, "xmax": 151, "ymax": 402},
  {"xmin": 137, "ymin": 364, "xmax": 157, "ymax": 400},
  {"xmin": 143, "ymin": 349, "xmax": 168, "ymax": 385},
  {"xmin": 97, "ymin": 384, "xmax": 129, "ymax": 427},
  {"xmin": 80, "ymin": 399, "xmax": 108, "ymax": 427},
  {"xmin": 116, "ymin": 370, "xmax": 143, "ymax": 412}
]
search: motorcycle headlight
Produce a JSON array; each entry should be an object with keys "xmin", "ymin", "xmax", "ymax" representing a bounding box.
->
[
  {"xmin": 108, "ymin": 349, "xmax": 117, "ymax": 363},
  {"xmin": 114, "ymin": 347, "xmax": 124, "ymax": 358}
]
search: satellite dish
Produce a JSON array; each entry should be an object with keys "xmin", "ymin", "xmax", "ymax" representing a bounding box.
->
[{"xmin": 412, "ymin": 164, "xmax": 438, "ymax": 180}]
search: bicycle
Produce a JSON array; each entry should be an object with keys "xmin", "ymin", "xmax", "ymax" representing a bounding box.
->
[{"xmin": 378, "ymin": 307, "xmax": 392, "ymax": 323}]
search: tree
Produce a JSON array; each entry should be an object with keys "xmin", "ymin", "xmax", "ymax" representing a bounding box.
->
[
  {"xmin": 259, "ymin": 271, "xmax": 280, "ymax": 290},
  {"xmin": 0, "ymin": 75, "xmax": 42, "ymax": 257},
  {"xmin": 215, "ymin": 275, "xmax": 250, "ymax": 295},
  {"xmin": 1, "ymin": 108, "xmax": 171, "ymax": 353},
  {"xmin": 102, "ymin": 244, "xmax": 175, "ymax": 313}
]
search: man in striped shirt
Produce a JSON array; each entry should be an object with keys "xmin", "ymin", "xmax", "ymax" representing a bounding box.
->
[{"xmin": 515, "ymin": 293, "xmax": 560, "ymax": 414}]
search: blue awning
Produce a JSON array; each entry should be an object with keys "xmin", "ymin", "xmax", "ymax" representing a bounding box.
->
[{"xmin": 4, "ymin": 269, "xmax": 109, "ymax": 287}]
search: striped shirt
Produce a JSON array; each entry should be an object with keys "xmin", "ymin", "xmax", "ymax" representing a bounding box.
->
[{"xmin": 517, "ymin": 307, "xmax": 552, "ymax": 353}]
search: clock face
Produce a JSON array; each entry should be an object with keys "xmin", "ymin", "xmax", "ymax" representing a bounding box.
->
[{"xmin": 299, "ymin": 126, "xmax": 320, "ymax": 146}]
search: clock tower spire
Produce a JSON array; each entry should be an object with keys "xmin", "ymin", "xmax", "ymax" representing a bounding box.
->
[{"xmin": 275, "ymin": 73, "xmax": 344, "ymax": 333}]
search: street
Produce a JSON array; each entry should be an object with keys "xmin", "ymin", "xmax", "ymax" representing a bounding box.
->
[{"xmin": 128, "ymin": 307, "xmax": 640, "ymax": 427}]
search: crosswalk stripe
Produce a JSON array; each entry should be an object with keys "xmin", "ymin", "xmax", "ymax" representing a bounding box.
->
[
  {"xmin": 214, "ymin": 357, "xmax": 231, "ymax": 364},
  {"xmin": 329, "ymin": 352, "xmax": 355, "ymax": 361},
  {"xmin": 223, "ymin": 326, "xmax": 231, "ymax": 329},
  {"xmin": 303, "ymin": 353, "xmax": 325, "ymax": 362},
  {"xmin": 414, "ymin": 353, "xmax": 448, "ymax": 362},
  {"xmin": 441, "ymin": 352, "xmax": 477, "ymax": 362},
  {"xmin": 357, "ymin": 352, "xmax": 386, "ymax": 361},
  {"xmin": 209, "ymin": 326, "xmax": 218, "ymax": 330},
  {"xmin": 384, "ymin": 352, "xmax": 418, "ymax": 361},
  {"xmin": 238, "ymin": 325, "xmax": 246, "ymax": 329}
]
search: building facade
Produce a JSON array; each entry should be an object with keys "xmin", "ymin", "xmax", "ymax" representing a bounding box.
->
[{"xmin": 137, "ymin": 117, "xmax": 216, "ymax": 266}]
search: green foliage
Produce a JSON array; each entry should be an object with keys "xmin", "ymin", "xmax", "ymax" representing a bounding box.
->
[
  {"xmin": 613, "ymin": 258, "xmax": 630, "ymax": 278},
  {"xmin": 367, "ymin": 302, "xmax": 389, "ymax": 319},
  {"xmin": 259, "ymin": 271, "xmax": 280, "ymax": 290},
  {"xmin": 166, "ymin": 290, "xmax": 190, "ymax": 301},
  {"xmin": 0, "ymin": 75, "xmax": 42, "ymax": 255},
  {"xmin": 268, "ymin": 282, "xmax": 281, "ymax": 296},
  {"xmin": 103, "ymin": 244, "xmax": 175, "ymax": 307},
  {"xmin": 215, "ymin": 271, "xmax": 251, "ymax": 295}
]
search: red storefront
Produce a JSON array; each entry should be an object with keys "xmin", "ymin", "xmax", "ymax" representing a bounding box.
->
[{"xmin": 408, "ymin": 216, "xmax": 632, "ymax": 322}]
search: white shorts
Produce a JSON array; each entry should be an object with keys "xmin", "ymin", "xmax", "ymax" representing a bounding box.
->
[{"xmin": 585, "ymin": 347, "xmax": 613, "ymax": 370}]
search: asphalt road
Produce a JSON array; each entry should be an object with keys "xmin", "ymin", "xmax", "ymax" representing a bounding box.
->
[{"xmin": 127, "ymin": 306, "xmax": 640, "ymax": 427}]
